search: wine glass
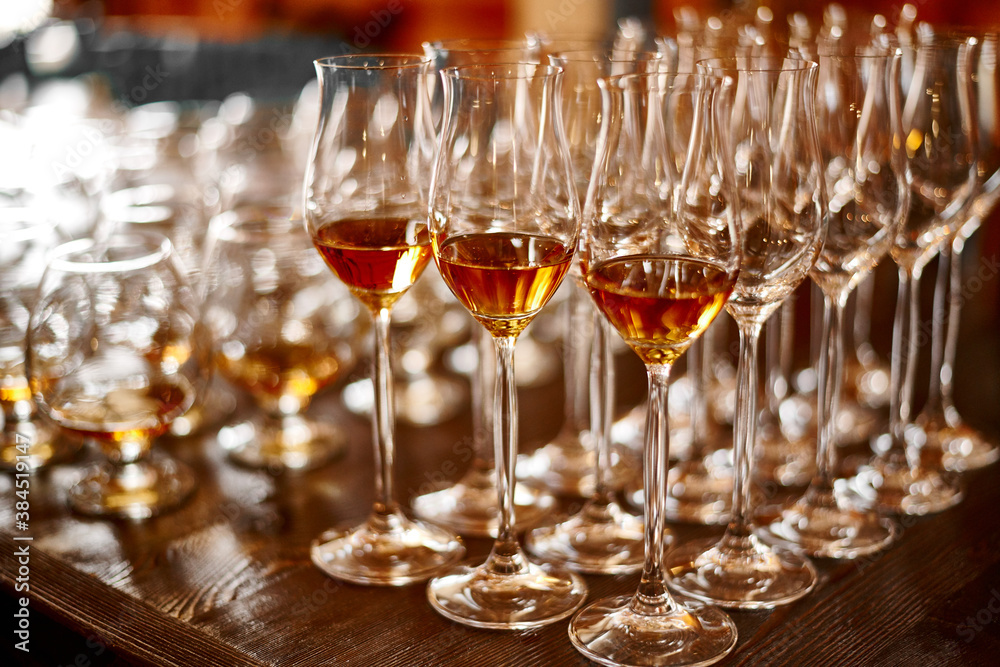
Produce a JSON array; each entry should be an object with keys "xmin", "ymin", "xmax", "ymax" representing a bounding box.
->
[
  {"xmin": 916, "ymin": 30, "xmax": 1000, "ymax": 472},
  {"xmin": 1, "ymin": 210, "xmax": 78, "ymax": 470},
  {"xmin": 27, "ymin": 231, "xmax": 200, "ymax": 519},
  {"xmin": 666, "ymin": 56, "xmax": 824, "ymax": 609},
  {"xmin": 413, "ymin": 38, "xmax": 556, "ymax": 536},
  {"xmin": 304, "ymin": 54, "xmax": 465, "ymax": 586},
  {"xmin": 524, "ymin": 47, "xmax": 669, "ymax": 574},
  {"xmin": 425, "ymin": 62, "xmax": 587, "ymax": 629},
  {"xmin": 202, "ymin": 204, "xmax": 363, "ymax": 471},
  {"xmin": 855, "ymin": 35, "xmax": 977, "ymax": 515},
  {"xmin": 568, "ymin": 69, "xmax": 740, "ymax": 666},
  {"xmin": 767, "ymin": 47, "xmax": 907, "ymax": 558}
]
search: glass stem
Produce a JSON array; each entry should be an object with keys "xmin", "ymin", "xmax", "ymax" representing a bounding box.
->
[
  {"xmin": 371, "ymin": 307, "xmax": 396, "ymax": 515},
  {"xmin": 589, "ymin": 314, "xmax": 615, "ymax": 502},
  {"xmin": 940, "ymin": 236, "xmax": 966, "ymax": 421},
  {"xmin": 888, "ymin": 266, "xmax": 921, "ymax": 467},
  {"xmin": 631, "ymin": 362, "xmax": 680, "ymax": 616},
  {"xmin": 566, "ymin": 280, "xmax": 594, "ymax": 436},
  {"xmin": 924, "ymin": 243, "xmax": 952, "ymax": 421},
  {"xmin": 687, "ymin": 336, "xmax": 708, "ymax": 461},
  {"xmin": 486, "ymin": 335, "xmax": 528, "ymax": 575},
  {"xmin": 814, "ymin": 293, "xmax": 845, "ymax": 491},
  {"xmin": 470, "ymin": 327, "xmax": 494, "ymax": 471},
  {"xmin": 724, "ymin": 321, "xmax": 763, "ymax": 544},
  {"xmin": 853, "ymin": 273, "xmax": 877, "ymax": 367}
]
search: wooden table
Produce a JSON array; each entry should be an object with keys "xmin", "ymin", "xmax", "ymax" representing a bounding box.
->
[{"xmin": 3, "ymin": 258, "xmax": 1000, "ymax": 666}]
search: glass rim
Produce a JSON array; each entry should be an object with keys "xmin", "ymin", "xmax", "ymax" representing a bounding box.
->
[
  {"xmin": 441, "ymin": 62, "xmax": 563, "ymax": 81},
  {"xmin": 814, "ymin": 45, "xmax": 903, "ymax": 59},
  {"xmin": 209, "ymin": 205, "xmax": 301, "ymax": 242},
  {"xmin": 549, "ymin": 48, "xmax": 664, "ymax": 63},
  {"xmin": 47, "ymin": 231, "xmax": 173, "ymax": 274},
  {"xmin": 696, "ymin": 57, "xmax": 819, "ymax": 74},
  {"xmin": 313, "ymin": 53, "xmax": 430, "ymax": 70},
  {"xmin": 0, "ymin": 209, "xmax": 60, "ymax": 244}
]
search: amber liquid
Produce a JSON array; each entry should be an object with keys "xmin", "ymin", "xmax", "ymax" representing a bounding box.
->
[
  {"xmin": 586, "ymin": 255, "xmax": 735, "ymax": 365},
  {"xmin": 313, "ymin": 218, "xmax": 431, "ymax": 311},
  {"xmin": 214, "ymin": 342, "xmax": 344, "ymax": 404},
  {"xmin": 48, "ymin": 379, "xmax": 194, "ymax": 446},
  {"xmin": 434, "ymin": 232, "xmax": 572, "ymax": 337}
]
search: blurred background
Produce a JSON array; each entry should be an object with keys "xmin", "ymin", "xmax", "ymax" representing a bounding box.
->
[{"xmin": 2, "ymin": 1, "xmax": 998, "ymax": 108}]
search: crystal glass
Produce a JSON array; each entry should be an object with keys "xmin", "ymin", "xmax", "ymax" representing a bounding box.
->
[
  {"xmin": 568, "ymin": 69, "xmax": 740, "ymax": 666},
  {"xmin": 916, "ymin": 30, "xmax": 1000, "ymax": 472},
  {"xmin": 666, "ymin": 57, "xmax": 824, "ymax": 609},
  {"xmin": 304, "ymin": 55, "xmax": 465, "ymax": 585},
  {"xmin": 856, "ymin": 36, "xmax": 977, "ymax": 515},
  {"xmin": 426, "ymin": 62, "xmax": 587, "ymax": 629},
  {"xmin": 202, "ymin": 204, "xmax": 363, "ymax": 471},
  {"xmin": 413, "ymin": 38, "xmax": 555, "ymax": 536},
  {"xmin": 27, "ymin": 232, "xmax": 200, "ymax": 518},
  {"xmin": 768, "ymin": 48, "xmax": 906, "ymax": 558},
  {"xmin": 525, "ymin": 48, "xmax": 669, "ymax": 573},
  {"xmin": 0, "ymin": 211, "xmax": 77, "ymax": 470}
]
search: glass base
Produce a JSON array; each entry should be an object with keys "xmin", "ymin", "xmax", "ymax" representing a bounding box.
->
[
  {"xmin": 526, "ymin": 499, "xmax": 644, "ymax": 574},
  {"xmin": 218, "ymin": 416, "xmax": 346, "ymax": 472},
  {"xmin": 918, "ymin": 410, "xmax": 999, "ymax": 472},
  {"xmin": 665, "ymin": 453, "xmax": 732, "ymax": 525},
  {"xmin": 427, "ymin": 554, "xmax": 587, "ymax": 629},
  {"xmin": 852, "ymin": 459, "xmax": 964, "ymax": 516},
  {"xmin": 666, "ymin": 534, "xmax": 816, "ymax": 610},
  {"xmin": 767, "ymin": 485, "xmax": 898, "ymax": 559},
  {"xmin": 569, "ymin": 594, "xmax": 737, "ymax": 667},
  {"xmin": 411, "ymin": 464, "xmax": 555, "ymax": 537},
  {"xmin": 1, "ymin": 418, "xmax": 80, "ymax": 471},
  {"xmin": 68, "ymin": 453, "xmax": 197, "ymax": 520},
  {"xmin": 311, "ymin": 508, "xmax": 465, "ymax": 586}
]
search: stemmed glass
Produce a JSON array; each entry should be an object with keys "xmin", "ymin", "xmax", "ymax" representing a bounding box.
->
[
  {"xmin": 568, "ymin": 69, "xmax": 739, "ymax": 666},
  {"xmin": 305, "ymin": 55, "xmax": 465, "ymax": 585},
  {"xmin": 27, "ymin": 232, "xmax": 200, "ymax": 519},
  {"xmin": 768, "ymin": 48, "xmax": 906, "ymax": 558},
  {"xmin": 667, "ymin": 57, "xmax": 824, "ymax": 609},
  {"xmin": 202, "ymin": 205, "xmax": 363, "ymax": 471},
  {"xmin": 525, "ymin": 48, "xmax": 668, "ymax": 574},
  {"xmin": 916, "ymin": 30, "xmax": 1000, "ymax": 472},
  {"xmin": 856, "ymin": 36, "xmax": 977, "ymax": 515},
  {"xmin": 413, "ymin": 38, "xmax": 556, "ymax": 536},
  {"xmin": 426, "ymin": 62, "xmax": 587, "ymax": 628},
  {"xmin": 1, "ymin": 211, "xmax": 77, "ymax": 470}
]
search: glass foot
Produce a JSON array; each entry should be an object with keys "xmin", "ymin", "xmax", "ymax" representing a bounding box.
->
[
  {"xmin": 526, "ymin": 499, "xmax": 644, "ymax": 574},
  {"xmin": 311, "ymin": 509, "xmax": 465, "ymax": 586},
  {"xmin": 852, "ymin": 458, "xmax": 964, "ymax": 516},
  {"xmin": 666, "ymin": 534, "xmax": 817, "ymax": 610},
  {"xmin": 918, "ymin": 411, "xmax": 999, "ymax": 472},
  {"xmin": 1, "ymin": 418, "xmax": 80, "ymax": 471},
  {"xmin": 767, "ymin": 485, "xmax": 898, "ymax": 559},
  {"xmin": 569, "ymin": 594, "xmax": 737, "ymax": 667},
  {"xmin": 665, "ymin": 453, "xmax": 732, "ymax": 525},
  {"xmin": 427, "ymin": 554, "xmax": 587, "ymax": 629},
  {"xmin": 68, "ymin": 453, "xmax": 197, "ymax": 520},
  {"xmin": 219, "ymin": 416, "xmax": 346, "ymax": 472},
  {"xmin": 412, "ymin": 464, "xmax": 555, "ymax": 537}
]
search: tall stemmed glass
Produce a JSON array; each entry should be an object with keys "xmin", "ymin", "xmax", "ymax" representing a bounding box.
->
[
  {"xmin": 569, "ymin": 69, "xmax": 739, "ymax": 667},
  {"xmin": 916, "ymin": 30, "xmax": 1000, "ymax": 472},
  {"xmin": 667, "ymin": 57, "xmax": 824, "ymax": 609},
  {"xmin": 857, "ymin": 36, "xmax": 977, "ymax": 515},
  {"xmin": 426, "ymin": 62, "xmax": 587, "ymax": 628},
  {"xmin": 305, "ymin": 55, "xmax": 465, "ymax": 585},
  {"xmin": 768, "ymin": 48, "xmax": 906, "ymax": 558},
  {"xmin": 525, "ymin": 48, "xmax": 667, "ymax": 574},
  {"xmin": 413, "ymin": 39, "xmax": 556, "ymax": 537},
  {"xmin": 28, "ymin": 232, "xmax": 200, "ymax": 519},
  {"xmin": 1, "ymin": 211, "xmax": 77, "ymax": 471}
]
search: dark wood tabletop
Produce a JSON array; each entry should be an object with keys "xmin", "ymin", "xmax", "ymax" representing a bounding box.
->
[{"xmin": 3, "ymin": 239, "xmax": 1000, "ymax": 667}]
